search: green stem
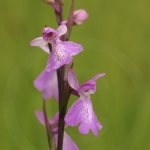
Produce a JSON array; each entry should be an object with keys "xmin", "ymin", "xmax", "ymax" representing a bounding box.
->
[{"xmin": 57, "ymin": 79, "xmax": 72, "ymax": 150}]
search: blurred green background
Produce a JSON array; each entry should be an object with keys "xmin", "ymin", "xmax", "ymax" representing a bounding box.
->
[{"xmin": 1, "ymin": 0, "xmax": 150, "ymax": 150}]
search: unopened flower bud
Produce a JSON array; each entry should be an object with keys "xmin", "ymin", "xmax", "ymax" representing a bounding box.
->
[
  {"xmin": 61, "ymin": 9, "xmax": 89, "ymax": 25},
  {"xmin": 73, "ymin": 9, "xmax": 88, "ymax": 25}
]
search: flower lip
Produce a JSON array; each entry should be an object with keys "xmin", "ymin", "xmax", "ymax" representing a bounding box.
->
[{"xmin": 34, "ymin": 70, "xmax": 58, "ymax": 100}]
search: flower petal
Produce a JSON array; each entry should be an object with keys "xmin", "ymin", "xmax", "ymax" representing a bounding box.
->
[
  {"xmin": 68, "ymin": 69, "xmax": 79, "ymax": 91},
  {"xmin": 79, "ymin": 81, "xmax": 96, "ymax": 93},
  {"xmin": 53, "ymin": 61, "xmax": 66, "ymax": 70},
  {"xmin": 50, "ymin": 2, "xmax": 60, "ymax": 13},
  {"xmin": 63, "ymin": 132, "xmax": 79, "ymax": 150},
  {"xmin": 40, "ymin": 46, "xmax": 50, "ymax": 54},
  {"xmin": 53, "ymin": 112, "xmax": 59, "ymax": 123},
  {"xmin": 34, "ymin": 70, "xmax": 58, "ymax": 100},
  {"xmin": 46, "ymin": 49, "xmax": 68, "ymax": 72},
  {"xmin": 30, "ymin": 37, "xmax": 48, "ymax": 46},
  {"xmin": 56, "ymin": 25, "xmax": 67, "ymax": 36},
  {"xmin": 65, "ymin": 98, "xmax": 102, "ymax": 136},
  {"xmin": 71, "ymin": 90, "xmax": 80, "ymax": 97},
  {"xmin": 79, "ymin": 73, "xmax": 105, "ymax": 94},
  {"xmin": 46, "ymin": 53, "xmax": 55, "ymax": 72},
  {"xmin": 35, "ymin": 110, "xmax": 53, "ymax": 125},
  {"xmin": 91, "ymin": 73, "xmax": 105, "ymax": 81},
  {"xmin": 34, "ymin": 70, "xmax": 48, "ymax": 91},
  {"xmin": 54, "ymin": 132, "xmax": 79, "ymax": 150},
  {"xmin": 65, "ymin": 99, "xmax": 83, "ymax": 126},
  {"xmin": 61, "ymin": 20, "xmax": 67, "ymax": 25},
  {"xmin": 42, "ymin": 27, "xmax": 58, "ymax": 42},
  {"xmin": 66, "ymin": 56, "xmax": 72, "ymax": 64},
  {"xmin": 62, "ymin": 41, "xmax": 83, "ymax": 56}
]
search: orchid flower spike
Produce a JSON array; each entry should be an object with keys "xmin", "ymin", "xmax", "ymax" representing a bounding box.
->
[
  {"xmin": 61, "ymin": 9, "xmax": 89, "ymax": 25},
  {"xmin": 35, "ymin": 111, "xmax": 79, "ymax": 150},
  {"xmin": 30, "ymin": 25, "xmax": 83, "ymax": 72},
  {"xmin": 34, "ymin": 70, "xmax": 58, "ymax": 101},
  {"xmin": 65, "ymin": 69, "xmax": 105, "ymax": 136}
]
